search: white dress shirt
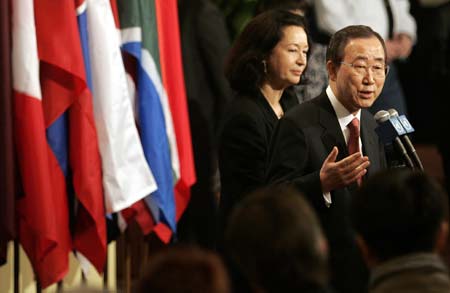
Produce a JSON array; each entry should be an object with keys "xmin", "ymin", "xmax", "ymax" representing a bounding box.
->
[{"xmin": 323, "ymin": 86, "xmax": 362, "ymax": 206}]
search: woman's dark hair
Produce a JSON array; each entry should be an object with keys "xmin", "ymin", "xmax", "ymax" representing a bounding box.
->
[{"xmin": 225, "ymin": 9, "xmax": 310, "ymax": 94}]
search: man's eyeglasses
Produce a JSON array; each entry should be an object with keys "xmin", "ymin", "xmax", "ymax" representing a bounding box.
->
[{"xmin": 340, "ymin": 61, "xmax": 389, "ymax": 78}]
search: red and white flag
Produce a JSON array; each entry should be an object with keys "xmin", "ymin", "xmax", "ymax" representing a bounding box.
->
[{"xmin": 12, "ymin": 0, "xmax": 71, "ymax": 286}]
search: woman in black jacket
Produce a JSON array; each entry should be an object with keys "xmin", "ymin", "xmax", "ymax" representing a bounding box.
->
[{"xmin": 218, "ymin": 9, "xmax": 310, "ymax": 239}]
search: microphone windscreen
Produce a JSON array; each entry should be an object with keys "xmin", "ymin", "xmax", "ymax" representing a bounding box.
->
[
  {"xmin": 398, "ymin": 115, "xmax": 415, "ymax": 133},
  {"xmin": 387, "ymin": 108, "xmax": 414, "ymax": 134},
  {"xmin": 387, "ymin": 108, "xmax": 399, "ymax": 117},
  {"xmin": 375, "ymin": 114, "xmax": 406, "ymax": 145},
  {"xmin": 374, "ymin": 110, "xmax": 390, "ymax": 123},
  {"xmin": 382, "ymin": 109, "xmax": 417, "ymax": 170}
]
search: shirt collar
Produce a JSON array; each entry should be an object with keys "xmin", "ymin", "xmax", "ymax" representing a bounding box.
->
[
  {"xmin": 326, "ymin": 86, "xmax": 361, "ymax": 131},
  {"xmin": 369, "ymin": 253, "xmax": 448, "ymax": 290}
]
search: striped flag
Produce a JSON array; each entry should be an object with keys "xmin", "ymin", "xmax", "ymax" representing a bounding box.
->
[
  {"xmin": 118, "ymin": 0, "xmax": 180, "ymax": 233},
  {"xmin": 155, "ymin": 0, "xmax": 196, "ymax": 222},
  {"xmin": 36, "ymin": 0, "xmax": 108, "ymax": 277},
  {"xmin": 83, "ymin": 0, "xmax": 157, "ymax": 214},
  {"xmin": 13, "ymin": 0, "xmax": 112, "ymax": 285},
  {"xmin": 68, "ymin": 0, "xmax": 109, "ymax": 273}
]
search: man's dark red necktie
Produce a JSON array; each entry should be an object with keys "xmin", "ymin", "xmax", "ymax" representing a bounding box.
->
[{"xmin": 348, "ymin": 118, "xmax": 362, "ymax": 186}]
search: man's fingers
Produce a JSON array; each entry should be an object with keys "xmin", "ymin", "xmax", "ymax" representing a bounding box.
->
[
  {"xmin": 324, "ymin": 146, "xmax": 339, "ymax": 164},
  {"xmin": 354, "ymin": 160, "xmax": 370, "ymax": 171},
  {"xmin": 342, "ymin": 157, "xmax": 370, "ymax": 180},
  {"xmin": 350, "ymin": 156, "xmax": 370, "ymax": 169},
  {"xmin": 352, "ymin": 168, "xmax": 367, "ymax": 183},
  {"xmin": 340, "ymin": 153, "xmax": 367, "ymax": 167}
]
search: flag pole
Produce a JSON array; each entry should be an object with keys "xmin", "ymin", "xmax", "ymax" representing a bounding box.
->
[
  {"xmin": 125, "ymin": 231, "xmax": 132, "ymax": 293},
  {"xmin": 13, "ymin": 241, "xmax": 19, "ymax": 293},
  {"xmin": 103, "ymin": 248, "xmax": 108, "ymax": 289}
]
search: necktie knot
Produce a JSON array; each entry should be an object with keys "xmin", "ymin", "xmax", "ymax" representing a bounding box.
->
[{"xmin": 347, "ymin": 118, "xmax": 360, "ymax": 150}]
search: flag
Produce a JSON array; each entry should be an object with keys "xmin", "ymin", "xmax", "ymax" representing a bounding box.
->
[
  {"xmin": 13, "ymin": 0, "xmax": 111, "ymax": 285},
  {"xmin": 12, "ymin": 0, "xmax": 71, "ymax": 286},
  {"xmin": 118, "ymin": 0, "xmax": 179, "ymax": 233},
  {"xmin": 0, "ymin": 0, "xmax": 15, "ymax": 266},
  {"xmin": 120, "ymin": 200, "xmax": 155, "ymax": 235},
  {"xmin": 105, "ymin": 0, "xmax": 156, "ymax": 236},
  {"xmin": 84, "ymin": 0, "xmax": 157, "ymax": 214},
  {"xmin": 36, "ymin": 0, "xmax": 108, "ymax": 277},
  {"xmin": 155, "ymin": 0, "xmax": 196, "ymax": 222},
  {"xmin": 66, "ymin": 0, "xmax": 109, "ymax": 273}
]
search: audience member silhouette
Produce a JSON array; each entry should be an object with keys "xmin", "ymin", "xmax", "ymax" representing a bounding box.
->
[
  {"xmin": 352, "ymin": 169, "xmax": 450, "ymax": 293},
  {"xmin": 138, "ymin": 245, "xmax": 230, "ymax": 293},
  {"xmin": 225, "ymin": 185, "xmax": 331, "ymax": 293}
]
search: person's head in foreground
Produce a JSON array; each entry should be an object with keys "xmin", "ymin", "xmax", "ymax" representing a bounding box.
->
[
  {"xmin": 138, "ymin": 245, "xmax": 230, "ymax": 293},
  {"xmin": 352, "ymin": 169, "xmax": 450, "ymax": 292},
  {"xmin": 225, "ymin": 185, "xmax": 329, "ymax": 293}
]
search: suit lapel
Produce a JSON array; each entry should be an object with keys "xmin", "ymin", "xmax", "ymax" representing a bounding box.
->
[
  {"xmin": 360, "ymin": 109, "xmax": 380, "ymax": 178},
  {"xmin": 314, "ymin": 93, "xmax": 358, "ymax": 198},
  {"xmin": 315, "ymin": 93, "xmax": 347, "ymax": 162}
]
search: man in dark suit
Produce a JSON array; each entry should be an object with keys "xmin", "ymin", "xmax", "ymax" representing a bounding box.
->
[{"xmin": 266, "ymin": 25, "xmax": 388, "ymax": 293}]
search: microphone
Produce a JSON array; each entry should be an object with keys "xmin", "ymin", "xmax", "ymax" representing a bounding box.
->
[
  {"xmin": 374, "ymin": 110, "xmax": 415, "ymax": 169},
  {"xmin": 387, "ymin": 109, "xmax": 424, "ymax": 171}
]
